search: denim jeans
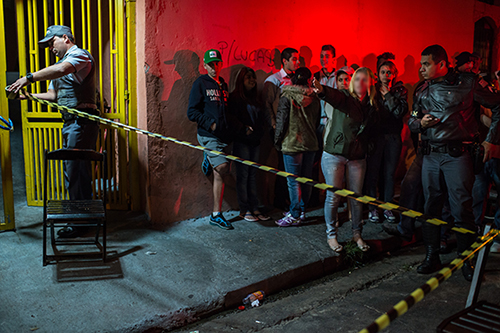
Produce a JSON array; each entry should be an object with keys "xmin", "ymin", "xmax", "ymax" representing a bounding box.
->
[
  {"xmin": 472, "ymin": 158, "xmax": 500, "ymax": 240},
  {"xmin": 62, "ymin": 119, "xmax": 99, "ymax": 200},
  {"xmin": 233, "ymin": 142, "xmax": 260, "ymax": 214},
  {"xmin": 321, "ymin": 152, "xmax": 366, "ymax": 238},
  {"xmin": 283, "ymin": 151, "xmax": 316, "ymax": 218},
  {"xmin": 365, "ymin": 133, "xmax": 402, "ymax": 206}
]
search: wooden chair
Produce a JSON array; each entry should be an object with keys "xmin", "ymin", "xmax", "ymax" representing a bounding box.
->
[{"xmin": 42, "ymin": 149, "xmax": 107, "ymax": 266}]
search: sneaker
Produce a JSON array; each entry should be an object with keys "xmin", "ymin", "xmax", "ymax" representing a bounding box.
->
[
  {"xmin": 201, "ymin": 152, "xmax": 212, "ymax": 177},
  {"xmin": 275, "ymin": 213, "xmax": 301, "ymax": 227},
  {"xmin": 210, "ymin": 213, "xmax": 234, "ymax": 230},
  {"xmin": 383, "ymin": 210, "xmax": 396, "ymax": 223},
  {"xmin": 282, "ymin": 211, "xmax": 306, "ymax": 221},
  {"xmin": 491, "ymin": 242, "xmax": 500, "ymax": 253},
  {"xmin": 300, "ymin": 212, "xmax": 306, "ymax": 221},
  {"xmin": 368, "ymin": 210, "xmax": 380, "ymax": 223}
]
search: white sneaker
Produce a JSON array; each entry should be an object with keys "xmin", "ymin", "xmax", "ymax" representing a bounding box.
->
[
  {"xmin": 283, "ymin": 211, "xmax": 306, "ymax": 221},
  {"xmin": 369, "ymin": 210, "xmax": 380, "ymax": 223},
  {"xmin": 491, "ymin": 242, "xmax": 500, "ymax": 253}
]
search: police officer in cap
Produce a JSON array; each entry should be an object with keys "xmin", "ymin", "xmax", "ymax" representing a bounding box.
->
[{"xmin": 8, "ymin": 25, "xmax": 99, "ymax": 238}]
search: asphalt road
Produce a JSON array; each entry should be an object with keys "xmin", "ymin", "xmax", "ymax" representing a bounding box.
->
[{"xmin": 173, "ymin": 245, "xmax": 500, "ymax": 333}]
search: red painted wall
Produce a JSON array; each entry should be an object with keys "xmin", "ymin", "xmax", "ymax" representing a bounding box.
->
[{"xmin": 140, "ymin": 0, "xmax": 497, "ymax": 225}]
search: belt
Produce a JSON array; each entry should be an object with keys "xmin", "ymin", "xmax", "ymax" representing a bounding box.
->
[
  {"xmin": 429, "ymin": 142, "xmax": 474, "ymax": 154},
  {"xmin": 430, "ymin": 145, "xmax": 448, "ymax": 153}
]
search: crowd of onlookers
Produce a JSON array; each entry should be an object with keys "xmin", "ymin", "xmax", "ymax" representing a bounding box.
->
[
  {"xmin": 9, "ymin": 22, "xmax": 499, "ymax": 281},
  {"xmin": 187, "ymin": 44, "xmax": 500, "ymax": 278}
]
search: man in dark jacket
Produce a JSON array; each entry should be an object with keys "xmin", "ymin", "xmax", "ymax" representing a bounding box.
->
[
  {"xmin": 187, "ymin": 49, "xmax": 233, "ymax": 230},
  {"xmin": 409, "ymin": 44, "xmax": 500, "ymax": 280}
]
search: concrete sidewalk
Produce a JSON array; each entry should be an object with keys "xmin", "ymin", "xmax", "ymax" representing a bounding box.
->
[{"xmin": 0, "ymin": 207, "xmax": 422, "ymax": 333}]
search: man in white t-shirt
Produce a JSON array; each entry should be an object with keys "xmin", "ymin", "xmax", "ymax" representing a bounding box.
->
[{"xmin": 262, "ymin": 48, "xmax": 300, "ymax": 129}]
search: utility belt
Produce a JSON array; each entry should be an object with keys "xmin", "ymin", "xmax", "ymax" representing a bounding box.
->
[
  {"xmin": 62, "ymin": 108, "xmax": 100, "ymax": 123},
  {"xmin": 419, "ymin": 140, "xmax": 484, "ymax": 174}
]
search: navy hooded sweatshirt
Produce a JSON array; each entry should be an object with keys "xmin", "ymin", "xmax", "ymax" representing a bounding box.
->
[{"xmin": 187, "ymin": 74, "xmax": 231, "ymax": 142}]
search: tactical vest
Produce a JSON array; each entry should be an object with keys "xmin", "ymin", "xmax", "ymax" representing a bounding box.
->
[{"xmin": 51, "ymin": 47, "xmax": 96, "ymax": 108}]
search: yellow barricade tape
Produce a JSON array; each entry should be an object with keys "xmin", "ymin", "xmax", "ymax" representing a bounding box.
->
[
  {"xmin": 358, "ymin": 229, "xmax": 500, "ymax": 333},
  {"xmin": 17, "ymin": 89, "xmax": 490, "ymax": 236}
]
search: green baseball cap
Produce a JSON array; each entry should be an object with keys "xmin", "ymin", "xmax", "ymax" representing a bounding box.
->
[{"xmin": 204, "ymin": 49, "xmax": 222, "ymax": 64}]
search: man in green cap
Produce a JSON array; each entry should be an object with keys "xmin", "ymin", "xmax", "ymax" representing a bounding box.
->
[
  {"xmin": 8, "ymin": 25, "xmax": 99, "ymax": 238},
  {"xmin": 187, "ymin": 48, "xmax": 236, "ymax": 230}
]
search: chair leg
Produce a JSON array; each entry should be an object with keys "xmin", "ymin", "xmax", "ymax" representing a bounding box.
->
[
  {"xmin": 102, "ymin": 218, "xmax": 107, "ymax": 262},
  {"xmin": 43, "ymin": 219, "xmax": 47, "ymax": 266},
  {"xmin": 94, "ymin": 221, "xmax": 100, "ymax": 244},
  {"xmin": 50, "ymin": 220, "xmax": 56, "ymax": 247}
]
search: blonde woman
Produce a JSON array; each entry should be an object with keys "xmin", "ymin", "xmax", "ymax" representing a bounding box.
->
[{"xmin": 313, "ymin": 68, "xmax": 378, "ymax": 252}]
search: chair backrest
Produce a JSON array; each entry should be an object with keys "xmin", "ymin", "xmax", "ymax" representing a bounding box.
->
[
  {"xmin": 46, "ymin": 149, "xmax": 104, "ymax": 162},
  {"xmin": 43, "ymin": 149, "xmax": 107, "ymax": 206}
]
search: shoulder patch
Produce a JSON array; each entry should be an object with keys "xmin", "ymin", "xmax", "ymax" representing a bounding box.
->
[
  {"xmin": 479, "ymin": 78, "xmax": 488, "ymax": 88},
  {"xmin": 411, "ymin": 110, "xmax": 418, "ymax": 117}
]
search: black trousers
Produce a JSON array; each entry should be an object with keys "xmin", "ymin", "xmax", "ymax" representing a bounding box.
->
[{"xmin": 422, "ymin": 151, "xmax": 476, "ymax": 252}]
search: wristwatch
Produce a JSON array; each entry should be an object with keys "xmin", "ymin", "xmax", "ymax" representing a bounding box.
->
[{"xmin": 26, "ymin": 72, "xmax": 34, "ymax": 83}]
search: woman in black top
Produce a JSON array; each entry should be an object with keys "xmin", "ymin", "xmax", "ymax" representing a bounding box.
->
[
  {"xmin": 229, "ymin": 67, "xmax": 270, "ymax": 222},
  {"xmin": 364, "ymin": 60, "xmax": 408, "ymax": 224}
]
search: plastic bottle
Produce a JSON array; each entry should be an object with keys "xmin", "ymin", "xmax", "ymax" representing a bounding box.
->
[{"xmin": 243, "ymin": 290, "xmax": 265, "ymax": 307}]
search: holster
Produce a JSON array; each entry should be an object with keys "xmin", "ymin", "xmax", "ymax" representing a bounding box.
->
[
  {"xmin": 468, "ymin": 142, "xmax": 485, "ymax": 175},
  {"xmin": 447, "ymin": 142, "xmax": 465, "ymax": 157},
  {"xmin": 418, "ymin": 140, "xmax": 430, "ymax": 155},
  {"xmin": 62, "ymin": 108, "xmax": 100, "ymax": 123}
]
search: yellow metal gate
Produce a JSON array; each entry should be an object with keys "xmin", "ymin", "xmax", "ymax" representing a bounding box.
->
[
  {"xmin": 0, "ymin": 1, "xmax": 15, "ymax": 231},
  {"xmin": 15, "ymin": 0, "xmax": 137, "ymax": 209}
]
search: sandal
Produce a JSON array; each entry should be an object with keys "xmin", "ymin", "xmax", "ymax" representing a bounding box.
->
[
  {"xmin": 327, "ymin": 237, "xmax": 343, "ymax": 253},
  {"xmin": 240, "ymin": 211, "xmax": 259, "ymax": 222},
  {"xmin": 253, "ymin": 211, "xmax": 271, "ymax": 221},
  {"xmin": 353, "ymin": 231, "xmax": 370, "ymax": 252}
]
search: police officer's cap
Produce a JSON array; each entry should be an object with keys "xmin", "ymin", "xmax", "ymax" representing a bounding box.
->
[{"xmin": 38, "ymin": 25, "xmax": 74, "ymax": 48}]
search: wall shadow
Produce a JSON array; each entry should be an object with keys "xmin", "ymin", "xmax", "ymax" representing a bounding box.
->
[
  {"xmin": 336, "ymin": 55, "xmax": 347, "ymax": 69},
  {"xmin": 362, "ymin": 53, "xmax": 378, "ymax": 71}
]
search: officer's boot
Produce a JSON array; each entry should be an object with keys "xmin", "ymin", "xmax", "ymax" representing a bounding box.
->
[
  {"xmin": 417, "ymin": 223, "xmax": 442, "ymax": 274},
  {"xmin": 456, "ymin": 232, "xmax": 477, "ymax": 282}
]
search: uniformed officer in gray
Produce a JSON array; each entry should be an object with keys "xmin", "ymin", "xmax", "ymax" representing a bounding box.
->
[
  {"xmin": 9, "ymin": 25, "xmax": 99, "ymax": 237},
  {"xmin": 409, "ymin": 44, "xmax": 500, "ymax": 280}
]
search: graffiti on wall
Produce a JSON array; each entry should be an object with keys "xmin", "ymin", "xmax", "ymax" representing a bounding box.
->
[{"xmin": 217, "ymin": 40, "xmax": 278, "ymax": 68}]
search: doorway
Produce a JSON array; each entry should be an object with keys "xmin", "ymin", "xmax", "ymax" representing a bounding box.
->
[{"xmin": 473, "ymin": 17, "xmax": 497, "ymax": 74}]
